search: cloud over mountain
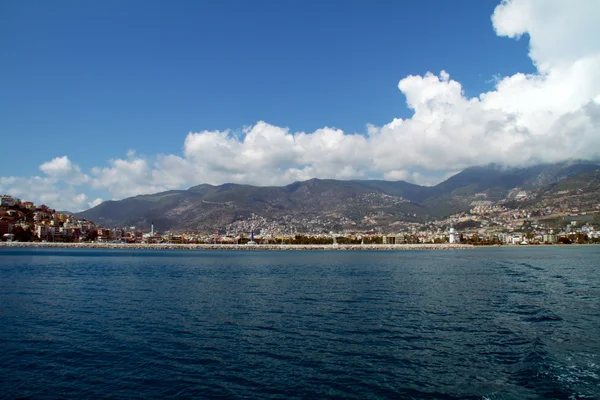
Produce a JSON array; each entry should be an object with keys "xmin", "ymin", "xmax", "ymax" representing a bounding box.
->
[{"xmin": 1, "ymin": 0, "xmax": 599, "ymax": 211}]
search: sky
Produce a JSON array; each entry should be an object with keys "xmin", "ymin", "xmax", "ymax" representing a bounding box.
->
[{"xmin": 1, "ymin": 0, "xmax": 599, "ymax": 212}]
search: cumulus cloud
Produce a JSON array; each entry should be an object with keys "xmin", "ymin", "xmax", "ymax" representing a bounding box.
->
[
  {"xmin": 39, "ymin": 156, "xmax": 89, "ymax": 184},
  {"xmin": 2, "ymin": 0, "xmax": 599, "ymax": 209},
  {"xmin": 90, "ymin": 156, "xmax": 166, "ymax": 198},
  {"xmin": 0, "ymin": 175, "xmax": 92, "ymax": 212},
  {"xmin": 492, "ymin": 0, "xmax": 600, "ymax": 71},
  {"xmin": 88, "ymin": 198, "xmax": 103, "ymax": 208},
  {"xmin": 1, "ymin": 156, "xmax": 94, "ymax": 211}
]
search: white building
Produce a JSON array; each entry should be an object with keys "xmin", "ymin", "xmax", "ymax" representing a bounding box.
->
[
  {"xmin": 449, "ymin": 227, "xmax": 459, "ymax": 244},
  {"xmin": 35, "ymin": 224, "xmax": 48, "ymax": 239}
]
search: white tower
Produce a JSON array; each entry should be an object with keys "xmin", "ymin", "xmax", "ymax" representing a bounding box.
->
[{"xmin": 449, "ymin": 227, "xmax": 458, "ymax": 244}]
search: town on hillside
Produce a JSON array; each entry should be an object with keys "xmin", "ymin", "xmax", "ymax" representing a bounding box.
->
[{"xmin": 2, "ymin": 192, "xmax": 600, "ymax": 246}]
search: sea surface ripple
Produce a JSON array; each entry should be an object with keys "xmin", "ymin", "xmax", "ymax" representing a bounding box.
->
[{"xmin": 1, "ymin": 247, "xmax": 599, "ymax": 399}]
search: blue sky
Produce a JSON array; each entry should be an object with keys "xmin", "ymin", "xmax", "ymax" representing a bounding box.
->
[
  {"xmin": 1, "ymin": 0, "xmax": 598, "ymax": 211},
  {"xmin": 2, "ymin": 0, "xmax": 532, "ymax": 170}
]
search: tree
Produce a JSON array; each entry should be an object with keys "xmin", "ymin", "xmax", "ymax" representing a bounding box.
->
[
  {"xmin": 12, "ymin": 226, "xmax": 33, "ymax": 242},
  {"xmin": 575, "ymin": 233, "xmax": 588, "ymax": 244},
  {"xmin": 364, "ymin": 236, "xmax": 382, "ymax": 244},
  {"xmin": 84, "ymin": 230, "xmax": 98, "ymax": 242}
]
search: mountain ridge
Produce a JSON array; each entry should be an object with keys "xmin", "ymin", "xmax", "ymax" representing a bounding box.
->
[{"xmin": 75, "ymin": 161, "xmax": 600, "ymax": 233}]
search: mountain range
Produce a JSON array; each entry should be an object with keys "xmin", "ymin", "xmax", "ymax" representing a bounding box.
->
[{"xmin": 75, "ymin": 161, "xmax": 600, "ymax": 233}]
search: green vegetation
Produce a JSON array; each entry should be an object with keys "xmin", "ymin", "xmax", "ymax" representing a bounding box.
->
[
  {"xmin": 11, "ymin": 226, "xmax": 33, "ymax": 242},
  {"xmin": 454, "ymin": 220, "xmax": 480, "ymax": 230}
]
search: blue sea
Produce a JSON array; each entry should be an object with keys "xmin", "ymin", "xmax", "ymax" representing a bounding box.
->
[{"xmin": 1, "ymin": 247, "xmax": 599, "ymax": 399}]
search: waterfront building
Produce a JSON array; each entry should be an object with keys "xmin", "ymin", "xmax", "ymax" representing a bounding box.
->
[
  {"xmin": 449, "ymin": 227, "xmax": 459, "ymax": 244},
  {"xmin": 542, "ymin": 234, "xmax": 558, "ymax": 244},
  {"xmin": 382, "ymin": 234, "xmax": 403, "ymax": 244}
]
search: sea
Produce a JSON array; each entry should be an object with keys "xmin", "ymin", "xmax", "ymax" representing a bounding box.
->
[{"xmin": 0, "ymin": 247, "xmax": 599, "ymax": 399}]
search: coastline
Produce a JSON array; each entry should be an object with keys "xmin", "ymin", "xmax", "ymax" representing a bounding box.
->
[{"xmin": 0, "ymin": 242, "xmax": 477, "ymax": 251}]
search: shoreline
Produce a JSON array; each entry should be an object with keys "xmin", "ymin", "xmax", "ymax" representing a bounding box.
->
[
  {"xmin": 2, "ymin": 242, "xmax": 593, "ymax": 251},
  {"xmin": 0, "ymin": 242, "xmax": 478, "ymax": 251}
]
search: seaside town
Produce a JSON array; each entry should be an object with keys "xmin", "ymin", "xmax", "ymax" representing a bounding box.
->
[{"xmin": 1, "ymin": 193, "xmax": 599, "ymax": 246}]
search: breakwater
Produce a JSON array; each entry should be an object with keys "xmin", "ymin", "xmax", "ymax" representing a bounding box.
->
[{"xmin": 0, "ymin": 242, "xmax": 475, "ymax": 251}]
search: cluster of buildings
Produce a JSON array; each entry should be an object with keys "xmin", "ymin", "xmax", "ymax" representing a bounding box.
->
[
  {"xmin": 1, "ymin": 195, "xmax": 100, "ymax": 242},
  {"xmin": 380, "ymin": 196, "xmax": 600, "ymax": 245},
  {"xmin": 2, "ymin": 191, "xmax": 600, "ymax": 246},
  {"xmin": 0, "ymin": 195, "xmax": 199, "ymax": 244}
]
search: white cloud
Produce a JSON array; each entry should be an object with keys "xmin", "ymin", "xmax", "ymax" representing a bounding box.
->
[
  {"xmin": 39, "ymin": 156, "xmax": 89, "ymax": 184},
  {"xmin": 2, "ymin": 0, "xmax": 599, "ymax": 209},
  {"xmin": 1, "ymin": 156, "xmax": 94, "ymax": 211},
  {"xmin": 90, "ymin": 155, "xmax": 173, "ymax": 198},
  {"xmin": 88, "ymin": 198, "xmax": 103, "ymax": 208},
  {"xmin": 383, "ymin": 170, "xmax": 410, "ymax": 181},
  {"xmin": 0, "ymin": 175, "xmax": 91, "ymax": 212},
  {"xmin": 491, "ymin": 0, "xmax": 600, "ymax": 72}
]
